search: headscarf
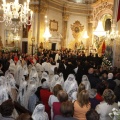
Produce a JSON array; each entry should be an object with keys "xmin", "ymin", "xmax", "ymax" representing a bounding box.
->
[
  {"xmin": 8, "ymin": 59, "xmax": 16, "ymax": 75},
  {"xmin": 50, "ymin": 74, "xmax": 60, "ymax": 91},
  {"xmin": 23, "ymin": 62, "xmax": 28, "ymax": 76},
  {"xmin": 24, "ymin": 81, "xmax": 37, "ymax": 109},
  {"xmin": 0, "ymin": 77, "xmax": 9, "ymax": 105},
  {"xmin": 81, "ymin": 75, "xmax": 91, "ymax": 90},
  {"xmin": 35, "ymin": 63, "xmax": 43, "ymax": 74},
  {"xmin": 64, "ymin": 74, "xmax": 78, "ymax": 100},
  {"xmin": 29, "ymin": 66, "xmax": 39, "ymax": 85},
  {"xmin": 5, "ymin": 73, "xmax": 16, "ymax": 89},
  {"xmin": 5, "ymin": 73, "xmax": 18, "ymax": 101},
  {"xmin": 41, "ymin": 71, "xmax": 50, "ymax": 83},
  {"xmin": 14, "ymin": 60, "xmax": 23, "ymax": 85},
  {"xmin": 32, "ymin": 104, "xmax": 49, "ymax": 120},
  {"xmin": 50, "ymin": 73, "xmax": 64, "ymax": 91},
  {"xmin": 17, "ymin": 76, "xmax": 27, "ymax": 106},
  {"xmin": 59, "ymin": 72, "xmax": 64, "ymax": 88}
]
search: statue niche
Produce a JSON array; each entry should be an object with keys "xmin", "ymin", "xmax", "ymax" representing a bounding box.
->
[{"xmin": 71, "ymin": 21, "xmax": 84, "ymax": 42}]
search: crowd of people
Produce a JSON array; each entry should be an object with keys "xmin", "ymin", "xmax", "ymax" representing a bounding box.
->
[{"xmin": 0, "ymin": 49, "xmax": 119, "ymax": 120}]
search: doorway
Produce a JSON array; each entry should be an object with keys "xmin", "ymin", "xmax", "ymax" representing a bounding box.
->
[
  {"xmin": 52, "ymin": 43, "xmax": 56, "ymax": 51},
  {"xmin": 22, "ymin": 41, "xmax": 28, "ymax": 54}
]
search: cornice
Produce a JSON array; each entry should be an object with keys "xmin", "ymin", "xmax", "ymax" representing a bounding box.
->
[
  {"xmin": 91, "ymin": 0, "xmax": 114, "ymax": 8},
  {"xmin": 48, "ymin": 0, "xmax": 93, "ymax": 15}
]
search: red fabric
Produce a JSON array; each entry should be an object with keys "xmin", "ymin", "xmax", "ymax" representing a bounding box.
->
[
  {"xmin": 95, "ymin": 93, "xmax": 103, "ymax": 102},
  {"xmin": 40, "ymin": 89, "xmax": 52, "ymax": 119},
  {"xmin": 53, "ymin": 102, "xmax": 62, "ymax": 118},
  {"xmin": 102, "ymin": 40, "xmax": 106, "ymax": 54},
  {"xmin": 30, "ymin": 59, "xmax": 34, "ymax": 64},
  {"xmin": 117, "ymin": 0, "xmax": 120, "ymax": 22},
  {"xmin": 34, "ymin": 56, "xmax": 38, "ymax": 61},
  {"xmin": 14, "ymin": 56, "xmax": 18, "ymax": 62}
]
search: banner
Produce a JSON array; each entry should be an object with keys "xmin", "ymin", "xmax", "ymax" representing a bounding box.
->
[{"xmin": 117, "ymin": 0, "xmax": 120, "ymax": 22}]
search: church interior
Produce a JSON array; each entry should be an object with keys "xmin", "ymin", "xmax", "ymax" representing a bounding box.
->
[
  {"xmin": 0, "ymin": 0, "xmax": 120, "ymax": 67},
  {"xmin": 0, "ymin": 0, "xmax": 120, "ymax": 120}
]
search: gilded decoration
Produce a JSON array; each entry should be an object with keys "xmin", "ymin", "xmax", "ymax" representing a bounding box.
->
[
  {"xmin": 92, "ymin": 1, "xmax": 113, "ymax": 21},
  {"xmin": 63, "ymin": 6, "xmax": 69, "ymax": 21},
  {"xmin": 49, "ymin": 20, "xmax": 58, "ymax": 31},
  {"xmin": 29, "ymin": 0, "xmax": 40, "ymax": 13},
  {"xmin": 40, "ymin": 5, "xmax": 48, "ymax": 14},
  {"xmin": 71, "ymin": 21, "xmax": 84, "ymax": 41}
]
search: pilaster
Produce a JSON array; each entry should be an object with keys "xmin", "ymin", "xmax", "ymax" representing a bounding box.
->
[{"xmin": 62, "ymin": 6, "xmax": 69, "ymax": 49}]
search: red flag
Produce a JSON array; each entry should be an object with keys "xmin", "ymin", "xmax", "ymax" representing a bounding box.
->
[
  {"xmin": 117, "ymin": 0, "xmax": 120, "ymax": 22},
  {"xmin": 102, "ymin": 40, "xmax": 106, "ymax": 54}
]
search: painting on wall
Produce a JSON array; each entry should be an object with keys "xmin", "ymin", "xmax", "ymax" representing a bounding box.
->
[
  {"xmin": 49, "ymin": 20, "xmax": 58, "ymax": 31},
  {"xmin": 5, "ymin": 30, "xmax": 15, "ymax": 47}
]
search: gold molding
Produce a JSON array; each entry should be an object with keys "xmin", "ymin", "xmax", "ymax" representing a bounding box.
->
[
  {"xmin": 49, "ymin": 20, "xmax": 58, "ymax": 31},
  {"xmin": 71, "ymin": 21, "xmax": 84, "ymax": 41}
]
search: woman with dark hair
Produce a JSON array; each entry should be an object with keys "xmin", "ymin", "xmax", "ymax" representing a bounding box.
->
[
  {"xmin": 73, "ymin": 90, "xmax": 91, "ymax": 120},
  {"xmin": 95, "ymin": 82, "xmax": 106, "ymax": 102},
  {"xmin": 54, "ymin": 101, "xmax": 78, "ymax": 120},
  {"xmin": 16, "ymin": 113, "xmax": 32, "ymax": 120},
  {"xmin": 86, "ymin": 109, "xmax": 99, "ymax": 120},
  {"xmin": 95, "ymin": 89, "xmax": 119, "ymax": 120},
  {"xmin": 0, "ymin": 99, "xmax": 15, "ymax": 120}
]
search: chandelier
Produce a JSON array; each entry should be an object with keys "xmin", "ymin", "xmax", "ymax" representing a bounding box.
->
[
  {"xmin": 43, "ymin": 16, "xmax": 51, "ymax": 41},
  {"xmin": 0, "ymin": 0, "xmax": 33, "ymax": 26},
  {"xmin": 106, "ymin": 20, "xmax": 120, "ymax": 40},
  {"xmin": 93, "ymin": 21, "xmax": 106, "ymax": 37}
]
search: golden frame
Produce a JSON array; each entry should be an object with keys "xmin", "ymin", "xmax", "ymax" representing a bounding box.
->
[{"xmin": 49, "ymin": 20, "xmax": 58, "ymax": 31}]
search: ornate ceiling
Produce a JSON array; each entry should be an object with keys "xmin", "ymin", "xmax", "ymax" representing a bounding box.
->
[{"xmin": 66, "ymin": 0, "xmax": 98, "ymax": 4}]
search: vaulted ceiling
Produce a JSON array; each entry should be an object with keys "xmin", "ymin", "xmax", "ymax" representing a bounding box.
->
[{"xmin": 66, "ymin": 0, "xmax": 98, "ymax": 4}]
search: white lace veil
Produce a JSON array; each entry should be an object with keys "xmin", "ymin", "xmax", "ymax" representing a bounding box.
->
[
  {"xmin": 14, "ymin": 60, "xmax": 23, "ymax": 85},
  {"xmin": 23, "ymin": 62, "xmax": 28, "ymax": 76},
  {"xmin": 0, "ymin": 77, "xmax": 9, "ymax": 105},
  {"xmin": 29, "ymin": 66, "xmax": 39, "ymax": 85},
  {"xmin": 81, "ymin": 75, "xmax": 91, "ymax": 90},
  {"xmin": 8, "ymin": 59, "xmax": 16, "ymax": 75},
  {"xmin": 58, "ymin": 73, "xmax": 64, "ymax": 88},
  {"xmin": 24, "ymin": 81, "xmax": 37, "ymax": 109},
  {"xmin": 64, "ymin": 74, "xmax": 78, "ymax": 100},
  {"xmin": 32, "ymin": 104, "xmax": 49, "ymax": 120},
  {"xmin": 17, "ymin": 76, "xmax": 27, "ymax": 106},
  {"xmin": 50, "ymin": 74, "xmax": 60, "ymax": 91},
  {"xmin": 36, "ymin": 63, "xmax": 43, "ymax": 74},
  {"xmin": 41, "ymin": 71, "xmax": 49, "ymax": 81},
  {"xmin": 5, "ymin": 73, "xmax": 17, "ymax": 89}
]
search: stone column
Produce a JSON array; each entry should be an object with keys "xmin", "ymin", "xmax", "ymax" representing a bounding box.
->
[
  {"xmin": 39, "ymin": 0, "xmax": 48, "ymax": 49},
  {"xmin": 62, "ymin": 7, "xmax": 69, "ymax": 49},
  {"xmin": 29, "ymin": 0, "xmax": 40, "ymax": 54},
  {"xmin": 113, "ymin": 0, "xmax": 119, "ymax": 22},
  {"xmin": 112, "ymin": 0, "xmax": 119, "ymax": 66}
]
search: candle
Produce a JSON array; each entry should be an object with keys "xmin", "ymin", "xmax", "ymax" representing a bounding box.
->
[
  {"xmin": 30, "ymin": 11, "xmax": 33, "ymax": 19},
  {"xmin": 27, "ymin": 0, "xmax": 30, "ymax": 3},
  {"xmin": 15, "ymin": 0, "xmax": 19, "ymax": 4},
  {"xmin": 2, "ymin": 0, "xmax": 6, "ymax": 4}
]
